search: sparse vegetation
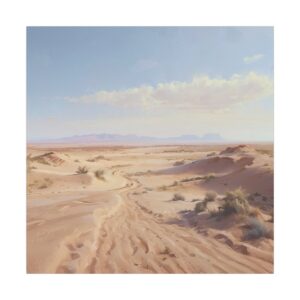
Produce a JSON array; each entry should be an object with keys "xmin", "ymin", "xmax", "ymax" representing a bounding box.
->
[
  {"xmin": 173, "ymin": 160, "xmax": 185, "ymax": 166},
  {"xmin": 220, "ymin": 188, "xmax": 250, "ymax": 216},
  {"xmin": 206, "ymin": 152, "xmax": 216, "ymax": 157},
  {"xmin": 194, "ymin": 201, "xmax": 207, "ymax": 213},
  {"xmin": 74, "ymin": 159, "xmax": 80, "ymax": 162},
  {"xmin": 243, "ymin": 217, "xmax": 273, "ymax": 240},
  {"xmin": 203, "ymin": 173, "xmax": 216, "ymax": 182},
  {"xmin": 181, "ymin": 176, "xmax": 202, "ymax": 183},
  {"xmin": 38, "ymin": 184, "xmax": 48, "ymax": 189},
  {"xmin": 76, "ymin": 166, "xmax": 88, "ymax": 174},
  {"xmin": 204, "ymin": 191, "xmax": 217, "ymax": 202},
  {"xmin": 172, "ymin": 193, "xmax": 185, "ymax": 201},
  {"xmin": 159, "ymin": 185, "xmax": 168, "ymax": 191},
  {"xmin": 94, "ymin": 169, "xmax": 105, "ymax": 181},
  {"xmin": 87, "ymin": 155, "xmax": 106, "ymax": 162}
]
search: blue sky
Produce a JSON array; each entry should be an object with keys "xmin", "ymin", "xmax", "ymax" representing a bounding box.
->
[{"xmin": 27, "ymin": 27, "xmax": 273, "ymax": 141}]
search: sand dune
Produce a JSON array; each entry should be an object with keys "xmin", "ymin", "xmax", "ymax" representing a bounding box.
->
[{"xmin": 27, "ymin": 144, "xmax": 273, "ymax": 273}]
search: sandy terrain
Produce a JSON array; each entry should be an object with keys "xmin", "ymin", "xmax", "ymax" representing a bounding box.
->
[{"xmin": 27, "ymin": 143, "xmax": 274, "ymax": 273}]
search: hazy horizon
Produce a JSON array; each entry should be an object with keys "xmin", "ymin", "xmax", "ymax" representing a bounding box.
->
[{"xmin": 27, "ymin": 27, "xmax": 274, "ymax": 141}]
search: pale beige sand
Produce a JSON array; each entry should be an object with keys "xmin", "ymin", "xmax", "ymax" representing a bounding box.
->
[{"xmin": 27, "ymin": 144, "xmax": 273, "ymax": 273}]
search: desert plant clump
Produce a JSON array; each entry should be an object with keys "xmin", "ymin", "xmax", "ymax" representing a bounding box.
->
[
  {"xmin": 194, "ymin": 201, "xmax": 207, "ymax": 213},
  {"xmin": 208, "ymin": 208, "xmax": 220, "ymax": 218},
  {"xmin": 243, "ymin": 217, "xmax": 273, "ymax": 240},
  {"xmin": 206, "ymin": 152, "xmax": 216, "ymax": 157},
  {"xmin": 76, "ymin": 166, "xmax": 88, "ymax": 174},
  {"xmin": 173, "ymin": 160, "xmax": 185, "ymax": 166},
  {"xmin": 203, "ymin": 173, "xmax": 216, "ymax": 182},
  {"xmin": 38, "ymin": 184, "xmax": 48, "ymax": 189},
  {"xmin": 172, "ymin": 193, "xmax": 185, "ymax": 201},
  {"xmin": 220, "ymin": 187, "xmax": 250, "ymax": 216},
  {"xmin": 159, "ymin": 185, "xmax": 167, "ymax": 191},
  {"xmin": 94, "ymin": 169, "xmax": 105, "ymax": 181},
  {"xmin": 204, "ymin": 191, "xmax": 218, "ymax": 202}
]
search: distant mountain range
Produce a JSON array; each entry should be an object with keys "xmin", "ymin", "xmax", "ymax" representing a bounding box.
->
[{"xmin": 29, "ymin": 133, "xmax": 224, "ymax": 145}]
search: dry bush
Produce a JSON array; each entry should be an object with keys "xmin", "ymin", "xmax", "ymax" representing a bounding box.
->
[
  {"xmin": 173, "ymin": 160, "xmax": 185, "ymax": 166},
  {"xmin": 243, "ymin": 217, "xmax": 273, "ymax": 240},
  {"xmin": 159, "ymin": 185, "xmax": 167, "ymax": 191},
  {"xmin": 208, "ymin": 208, "xmax": 220, "ymax": 218},
  {"xmin": 194, "ymin": 201, "xmax": 207, "ymax": 213},
  {"xmin": 76, "ymin": 166, "xmax": 88, "ymax": 174},
  {"xmin": 181, "ymin": 176, "xmax": 203, "ymax": 183},
  {"xmin": 206, "ymin": 152, "xmax": 216, "ymax": 157},
  {"xmin": 204, "ymin": 191, "xmax": 218, "ymax": 202},
  {"xmin": 203, "ymin": 173, "xmax": 216, "ymax": 182},
  {"xmin": 38, "ymin": 184, "xmax": 48, "ymax": 189},
  {"xmin": 94, "ymin": 169, "xmax": 105, "ymax": 181},
  {"xmin": 172, "ymin": 193, "xmax": 185, "ymax": 201},
  {"xmin": 220, "ymin": 188, "xmax": 250, "ymax": 216}
]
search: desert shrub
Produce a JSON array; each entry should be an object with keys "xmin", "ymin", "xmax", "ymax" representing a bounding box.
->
[
  {"xmin": 220, "ymin": 188, "xmax": 250, "ymax": 216},
  {"xmin": 173, "ymin": 160, "xmax": 185, "ymax": 166},
  {"xmin": 204, "ymin": 191, "xmax": 218, "ymax": 202},
  {"xmin": 181, "ymin": 176, "xmax": 203, "ymax": 183},
  {"xmin": 38, "ymin": 184, "xmax": 48, "ymax": 189},
  {"xmin": 86, "ymin": 158, "xmax": 96, "ymax": 162},
  {"xmin": 159, "ymin": 185, "xmax": 167, "ymax": 191},
  {"xmin": 243, "ymin": 217, "xmax": 272, "ymax": 240},
  {"xmin": 74, "ymin": 159, "xmax": 80, "ymax": 163},
  {"xmin": 171, "ymin": 181, "xmax": 178, "ymax": 187},
  {"xmin": 206, "ymin": 152, "xmax": 216, "ymax": 157},
  {"xmin": 172, "ymin": 193, "xmax": 185, "ymax": 201},
  {"xmin": 94, "ymin": 169, "xmax": 105, "ymax": 181},
  {"xmin": 208, "ymin": 208, "xmax": 220, "ymax": 218},
  {"xmin": 194, "ymin": 201, "xmax": 207, "ymax": 213},
  {"xmin": 203, "ymin": 173, "xmax": 216, "ymax": 182},
  {"xmin": 76, "ymin": 166, "xmax": 88, "ymax": 174}
]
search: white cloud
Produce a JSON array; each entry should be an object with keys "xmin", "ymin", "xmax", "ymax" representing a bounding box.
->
[
  {"xmin": 68, "ymin": 72, "xmax": 273, "ymax": 111},
  {"xmin": 243, "ymin": 53, "xmax": 264, "ymax": 64}
]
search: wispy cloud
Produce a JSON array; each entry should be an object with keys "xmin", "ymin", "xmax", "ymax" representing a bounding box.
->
[
  {"xmin": 67, "ymin": 72, "xmax": 273, "ymax": 111},
  {"xmin": 243, "ymin": 54, "xmax": 264, "ymax": 64}
]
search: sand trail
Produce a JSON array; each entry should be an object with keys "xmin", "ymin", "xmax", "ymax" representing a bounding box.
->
[{"xmin": 53, "ymin": 175, "xmax": 272, "ymax": 274}]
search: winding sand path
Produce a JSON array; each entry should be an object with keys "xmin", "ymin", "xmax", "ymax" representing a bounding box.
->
[{"xmin": 35, "ymin": 172, "xmax": 273, "ymax": 274}]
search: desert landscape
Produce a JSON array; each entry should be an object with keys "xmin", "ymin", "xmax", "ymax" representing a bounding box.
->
[{"xmin": 27, "ymin": 143, "xmax": 274, "ymax": 273}]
